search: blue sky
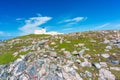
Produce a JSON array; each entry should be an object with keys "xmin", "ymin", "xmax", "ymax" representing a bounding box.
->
[{"xmin": 0, "ymin": 0, "xmax": 120, "ymax": 37}]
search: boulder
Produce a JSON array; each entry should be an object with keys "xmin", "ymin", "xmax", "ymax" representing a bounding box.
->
[
  {"xmin": 51, "ymin": 42, "xmax": 56, "ymax": 45},
  {"xmin": 13, "ymin": 52, "xmax": 19, "ymax": 57},
  {"xmin": 100, "ymin": 62, "xmax": 107, "ymax": 68},
  {"xmin": 111, "ymin": 60, "xmax": 119, "ymax": 64},
  {"xmin": 98, "ymin": 68, "xmax": 115, "ymax": 80},
  {"xmin": 76, "ymin": 59, "xmax": 81, "ymax": 64},
  {"xmin": 26, "ymin": 65, "xmax": 37, "ymax": 78},
  {"xmin": 81, "ymin": 59, "xmax": 92, "ymax": 67},
  {"xmin": 85, "ymin": 71, "xmax": 92, "ymax": 77},
  {"xmin": 106, "ymin": 46, "xmax": 112, "ymax": 49},
  {"xmin": 63, "ymin": 51, "xmax": 71, "ymax": 57},
  {"xmin": 78, "ymin": 43, "xmax": 85, "ymax": 47},
  {"xmin": 104, "ymin": 39, "xmax": 110, "ymax": 44},
  {"xmin": 72, "ymin": 50, "xmax": 78, "ymax": 55},
  {"xmin": 101, "ymin": 54, "xmax": 110, "ymax": 58},
  {"xmin": 39, "ymin": 64, "xmax": 46, "ymax": 77},
  {"xmin": 62, "ymin": 70, "xmax": 83, "ymax": 80},
  {"xmin": 93, "ymin": 63, "xmax": 101, "ymax": 69},
  {"xmin": 110, "ymin": 67, "xmax": 120, "ymax": 71},
  {"xmin": 79, "ymin": 49, "xmax": 85, "ymax": 56},
  {"xmin": 49, "ymin": 52, "xmax": 57, "ymax": 57}
]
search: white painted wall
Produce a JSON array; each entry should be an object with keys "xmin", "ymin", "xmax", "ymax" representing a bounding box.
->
[
  {"xmin": 34, "ymin": 29, "xmax": 46, "ymax": 34},
  {"xmin": 34, "ymin": 28, "xmax": 63, "ymax": 35}
]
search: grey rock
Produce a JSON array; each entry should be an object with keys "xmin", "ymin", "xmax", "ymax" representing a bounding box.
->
[
  {"xmin": 110, "ymin": 67, "xmax": 120, "ymax": 71},
  {"xmin": 85, "ymin": 71, "xmax": 92, "ymax": 77},
  {"xmin": 100, "ymin": 62, "xmax": 107, "ymax": 68},
  {"xmin": 104, "ymin": 39, "xmax": 110, "ymax": 44},
  {"xmin": 78, "ymin": 43, "xmax": 85, "ymax": 47},
  {"xmin": 49, "ymin": 64, "xmax": 57, "ymax": 72},
  {"xmin": 49, "ymin": 52, "xmax": 57, "ymax": 57},
  {"xmin": 72, "ymin": 50, "xmax": 78, "ymax": 55},
  {"xmin": 16, "ymin": 61, "xmax": 26, "ymax": 73},
  {"xmin": 19, "ymin": 74, "xmax": 29, "ymax": 80},
  {"xmin": 106, "ymin": 46, "xmax": 112, "ymax": 49},
  {"xmin": 79, "ymin": 49, "xmax": 85, "ymax": 56},
  {"xmin": 93, "ymin": 63, "xmax": 101, "ymax": 69},
  {"xmin": 98, "ymin": 68, "xmax": 115, "ymax": 80},
  {"xmin": 0, "ymin": 43, "xmax": 5, "ymax": 47},
  {"xmin": 60, "ymin": 48, "xmax": 66, "ymax": 51},
  {"xmin": 76, "ymin": 59, "xmax": 81, "ymax": 64},
  {"xmin": 0, "ymin": 66, "xmax": 8, "ymax": 80},
  {"xmin": 62, "ymin": 70, "xmax": 83, "ymax": 80},
  {"xmin": 111, "ymin": 60, "xmax": 119, "ymax": 64},
  {"xmin": 38, "ymin": 40, "xmax": 47, "ymax": 45},
  {"xmin": 63, "ymin": 51, "xmax": 71, "ymax": 57},
  {"xmin": 35, "ymin": 59, "xmax": 44, "ymax": 67},
  {"xmin": 101, "ymin": 54, "xmax": 110, "ymax": 58},
  {"xmin": 81, "ymin": 59, "xmax": 92, "ymax": 67},
  {"xmin": 27, "ymin": 65, "xmax": 37, "ymax": 78}
]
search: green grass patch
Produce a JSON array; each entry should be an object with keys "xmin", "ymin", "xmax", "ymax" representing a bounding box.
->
[
  {"xmin": 110, "ymin": 70, "xmax": 120, "ymax": 79},
  {"xmin": 18, "ymin": 34, "xmax": 51, "ymax": 39},
  {"xmin": 0, "ymin": 53, "xmax": 14, "ymax": 64},
  {"xmin": 57, "ymin": 37, "xmax": 90, "ymax": 52},
  {"xmin": 0, "ymin": 51, "xmax": 30, "ymax": 64}
]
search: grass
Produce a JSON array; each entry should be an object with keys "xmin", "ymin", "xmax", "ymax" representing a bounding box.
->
[
  {"xmin": 0, "ymin": 34, "xmax": 51, "ymax": 64},
  {"xmin": 56, "ymin": 37, "xmax": 90, "ymax": 51},
  {"xmin": 110, "ymin": 70, "xmax": 120, "ymax": 79},
  {"xmin": 56, "ymin": 36, "xmax": 107, "ymax": 56},
  {"xmin": 0, "ymin": 53, "xmax": 14, "ymax": 64},
  {"xmin": 0, "ymin": 51, "xmax": 29, "ymax": 64},
  {"xmin": 0, "ymin": 32, "xmax": 120, "ymax": 64},
  {"xmin": 18, "ymin": 34, "xmax": 51, "ymax": 39},
  {"xmin": 0, "ymin": 31, "xmax": 120, "ymax": 78}
]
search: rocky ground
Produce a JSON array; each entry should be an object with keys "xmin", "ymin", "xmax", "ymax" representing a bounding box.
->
[{"xmin": 0, "ymin": 30, "xmax": 120, "ymax": 80}]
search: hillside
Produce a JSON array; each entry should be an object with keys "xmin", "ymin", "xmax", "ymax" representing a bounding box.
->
[{"xmin": 0, "ymin": 30, "xmax": 120, "ymax": 80}]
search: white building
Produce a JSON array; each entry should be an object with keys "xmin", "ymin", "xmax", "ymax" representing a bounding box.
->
[
  {"xmin": 34, "ymin": 28, "xmax": 46, "ymax": 34},
  {"xmin": 34, "ymin": 28, "xmax": 63, "ymax": 35}
]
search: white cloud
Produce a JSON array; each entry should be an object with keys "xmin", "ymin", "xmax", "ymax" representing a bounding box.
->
[
  {"xmin": 63, "ymin": 28, "xmax": 73, "ymax": 31},
  {"xmin": 16, "ymin": 18, "xmax": 24, "ymax": 21},
  {"xmin": 94, "ymin": 23, "xmax": 110, "ymax": 30},
  {"xmin": 19, "ymin": 15, "xmax": 52, "ymax": 35},
  {"xmin": 64, "ymin": 17, "xmax": 86, "ymax": 22},
  {"xmin": 58, "ymin": 17, "xmax": 87, "ymax": 25}
]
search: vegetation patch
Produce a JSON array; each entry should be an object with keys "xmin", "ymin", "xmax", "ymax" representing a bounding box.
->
[{"xmin": 0, "ymin": 53, "xmax": 14, "ymax": 64}]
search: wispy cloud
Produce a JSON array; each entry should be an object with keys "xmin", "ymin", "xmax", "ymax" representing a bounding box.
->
[
  {"xmin": 62, "ymin": 28, "xmax": 73, "ymax": 31},
  {"xmin": 16, "ymin": 18, "xmax": 24, "ymax": 21},
  {"xmin": 59, "ymin": 17, "xmax": 87, "ymax": 24},
  {"xmin": 94, "ymin": 23, "xmax": 110, "ymax": 30},
  {"xmin": 19, "ymin": 15, "xmax": 52, "ymax": 35},
  {"xmin": 64, "ymin": 17, "xmax": 87, "ymax": 23}
]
